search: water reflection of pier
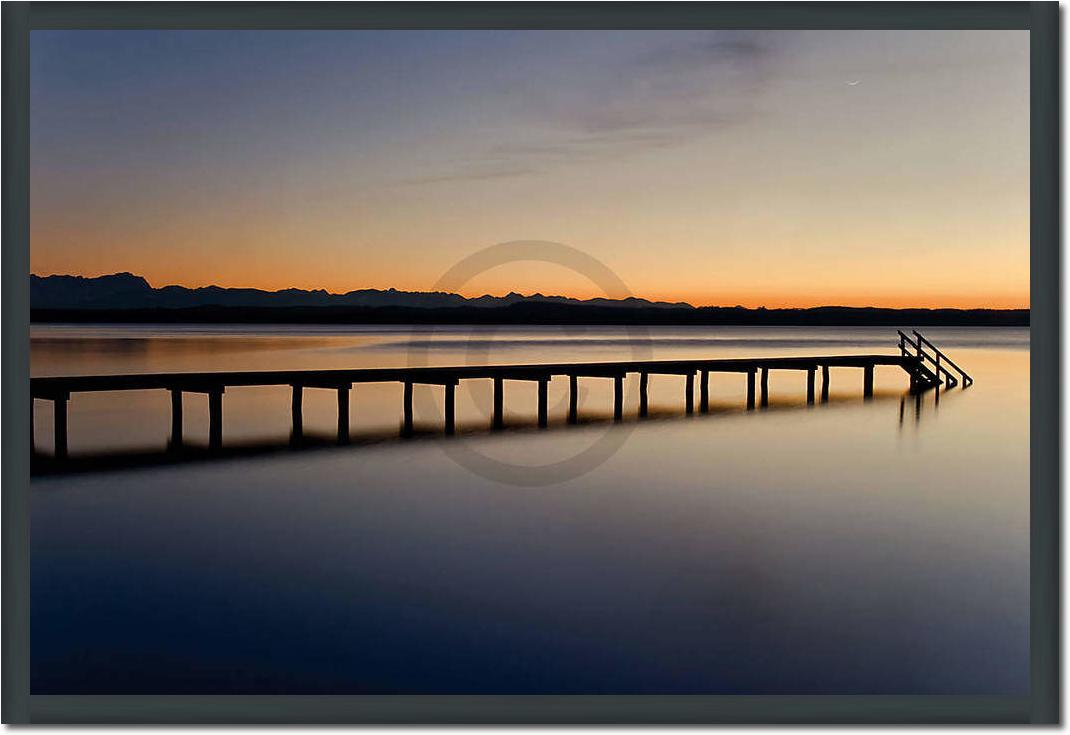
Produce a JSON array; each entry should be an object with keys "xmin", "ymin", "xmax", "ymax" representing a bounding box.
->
[
  {"xmin": 32, "ymin": 390, "xmax": 938, "ymax": 477},
  {"xmin": 899, "ymin": 380, "xmax": 958, "ymax": 428}
]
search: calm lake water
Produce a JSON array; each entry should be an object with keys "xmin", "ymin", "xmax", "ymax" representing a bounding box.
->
[{"xmin": 31, "ymin": 324, "xmax": 1030, "ymax": 694}]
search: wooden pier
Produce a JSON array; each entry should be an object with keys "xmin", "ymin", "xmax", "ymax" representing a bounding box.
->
[{"xmin": 30, "ymin": 331, "xmax": 971, "ymax": 459}]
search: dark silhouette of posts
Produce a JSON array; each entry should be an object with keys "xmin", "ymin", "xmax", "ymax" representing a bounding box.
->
[
  {"xmin": 638, "ymin": 372, "xmax": 649, "ymax": 417},
  {"xmin": 337, "ymin": 386, "xmax": 350, "ymax": 444},
  {"xmin": 908, "ymin": 371, "xmax": 920, "ymax": 393},
  {"xmin": 403, "ymin": 381, "xmax": 414, "ymax": 435},
  {"xmin": 685, "ymin": 372, "xmax": 695, "ymax": 415},
  {"xmin": 169, "ymin": 389, "xmax": 183, "ymax": 449},
  {"xmin": 568, "ymin": 375, "xmax": 578, "ymax": 424},
  {"xmin": 208, "ymin": 389, "xmax": 223, "ymax": 450},
  {"xmin": 613, "ymin": 375, "xmax": 624, "ymax": 421},
  {"xmin": 53, "ymin": 394, "xmax": 69, "ymax": 459},
  {"xmin": 493, "ymin": 377, "xmax": 504, "ymax": 429},
  {"xmin": 537, "ymin": 379, "xmax": 549, "ymax": 428},
  {"xmin": 444, "ymin": 383, "xmax": 456, "ymax": 435},
  {"xmin": 699, "ymin": 370, "xmax": 709, "ymax": 413},
  {"xmin": 32, "ymin": 344, "xmax": 960, "ymax": 461},
  {"xmin": 291, "ymin": 384, "xmax": 303, "ymax": 442}
]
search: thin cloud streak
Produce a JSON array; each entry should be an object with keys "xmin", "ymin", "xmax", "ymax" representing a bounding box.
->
[{"xmin": 402, "ymin": 31, "xmax": 779, "ymax": 186}]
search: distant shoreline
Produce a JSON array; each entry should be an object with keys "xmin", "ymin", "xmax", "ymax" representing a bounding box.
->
[{"xmin": 31, "ymin": 304, "xmax": 1029, "ymax": 327}]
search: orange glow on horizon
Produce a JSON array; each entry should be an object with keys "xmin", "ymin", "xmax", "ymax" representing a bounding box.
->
[
  {"xmin": 30, "ymin": 29, "xmax": 1030, "ymax": 317},
  {"xmin": 29, "ymin": 269, "xmax": 1030, "ymax": 311}
]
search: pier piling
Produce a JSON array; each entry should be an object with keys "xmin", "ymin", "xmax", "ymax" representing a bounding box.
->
[
  {"xmin": 699, "ymin": 370, "xmax": 709, "ymax": 413},
  {"xmin": 537, "ymin": 379, "xmax": 549, "ymax": 428},
  {"xmin": 337, "ymin": 386, "xmax": 350, "ymax": 444},
  {"xmin": 760, "ymin": 367, "xmax": 770, "ymax": 408},
  {"xmin": 169, "ymin": 389, "xmax": 183, "ymax": 449},
  {"xmin": 291, "ymin": 384, "xmax": 303, "ymax": 441},
  {"xmin": 863, "ymin": 365, "xmax": 874, "ymax": 399},
  {"xmin": 208, "ymin": 389, "xmax": 223, "ymax": 450},
  {"xmin": 639, "ymin": 372, "xmax": 649, "ymax": 417},
  {"xmin": 444, "ymin": 383, "xmax": 456, "ymax": 435},
  {"xmin": 746, "ymin": 370, "xmax": 756, "ymax": 410},
  {"xmin": 821, "ymin": 365, "xmax": 830, "ymax": 402},
  {"xmin": 613, "ymin": 375, "xmax": 624, "ymax": 422},
  {"xmin": 807, "ymin": 367, "xmax": 816, "ymax": 405},
  {"xmin": 53, "ymin": 394, "xmax": 69, "ymax": 459},
  {"xmin": 685, "ymin": 372, "xmax": 695, "ymax": 415},
  {"xmin": 568, "ymin": 375, "xmax": 579, "ymax": 424},
  {"xmin": 403, "ymin": 381, "xmax": 414, "ymax": 436},
  {"xmin": 493, "ymin": 377, "xmax": 504, "ymax": 429}
]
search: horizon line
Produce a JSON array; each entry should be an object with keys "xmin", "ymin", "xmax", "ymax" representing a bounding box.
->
[{"xmin": 30, "ymin": 271, "xmax": 1032, "ymax": 312}]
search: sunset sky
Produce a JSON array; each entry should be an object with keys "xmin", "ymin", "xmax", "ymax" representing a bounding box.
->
[{"xmin": 30, "ymin": 30, "xmax": 1029, "ymax": 309}]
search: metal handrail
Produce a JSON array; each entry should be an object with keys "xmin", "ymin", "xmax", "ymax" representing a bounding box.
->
[
  {"xmin": 896, "ymin": 331, "xmax": 957, "ymax": 387},
  {"xmin": 912, "ymin": 331, "xmax": 973, "ymax": 386}
]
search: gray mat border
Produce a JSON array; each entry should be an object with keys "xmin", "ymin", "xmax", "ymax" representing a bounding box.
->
[{"xmin": 2, "ymin": 1, "xmax": 1057, "ymax": 724}]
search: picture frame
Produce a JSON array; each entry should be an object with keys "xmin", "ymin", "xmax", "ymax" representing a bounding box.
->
[{"xmin": 2, "ymin": 1, "xmax": 1059, "ymax": 724}]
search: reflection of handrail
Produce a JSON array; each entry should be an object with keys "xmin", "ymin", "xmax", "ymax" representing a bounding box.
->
[{"xmin": 913, "ymin": 331, "xmax": 973, "ymax": 386}]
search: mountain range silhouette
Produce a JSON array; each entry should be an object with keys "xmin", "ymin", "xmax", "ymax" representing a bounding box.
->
[
  {"xmin": 30, "ymin": 272, "xmax": 1028, "ymax": 326},
  {"xmin": 31, "ymin": 272, "xmax": 692, "ymax": 311}
]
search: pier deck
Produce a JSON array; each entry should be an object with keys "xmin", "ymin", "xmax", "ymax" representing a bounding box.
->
[
  {"xmin": 31, "ymin": 354, "xmax": 915, "ymax": 395},
  {"xmin": 31, "ymin": 331, "xmax": 973, "ymax": 460}
]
